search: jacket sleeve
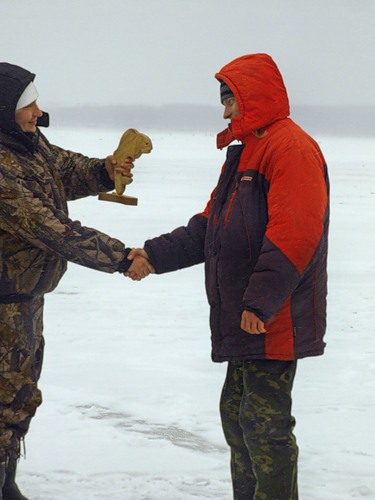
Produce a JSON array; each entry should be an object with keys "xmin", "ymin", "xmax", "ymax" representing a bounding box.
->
[
  {"xmin": 243, "ymin": 142, "xmax": 329, "ymax": 322},
  {"xmin": 0, "ymin": 166, "xmax": 131, "ymax": 274},
  {"xmin": 144, "ymin": 213, "xmax": 208, "ymax": 274},
  {"xmin": 48, "ymin": 141, "xmax": 114, "ymax": 201}
]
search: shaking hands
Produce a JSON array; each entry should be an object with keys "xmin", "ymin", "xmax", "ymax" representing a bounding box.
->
[{"xmin": 125, "ymin": 248, "xmax": 155, "ymax": 281}]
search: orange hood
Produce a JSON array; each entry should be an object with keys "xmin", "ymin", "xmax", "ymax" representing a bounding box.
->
[{"xmin": 215, "ymin": 53, "xmax": 290, "ymax": 147}]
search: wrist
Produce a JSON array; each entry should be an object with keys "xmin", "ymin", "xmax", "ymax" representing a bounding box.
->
[{"xmin": 117, "ymin": 248, "xmax": 132, "ymax": 273}]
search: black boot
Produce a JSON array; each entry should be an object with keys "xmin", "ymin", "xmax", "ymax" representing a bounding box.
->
[
  {"xmin": 2, "ymin": 457, "xmax": 28, "ymax": 500},
  {"xmin": 0, "ymin": 462, "xmax": 6, "ymax": 500}
]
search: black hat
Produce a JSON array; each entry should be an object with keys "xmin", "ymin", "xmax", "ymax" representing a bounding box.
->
[{"xmin": 220, "ymin": 81, "xmax": 234, "ymax": 104}]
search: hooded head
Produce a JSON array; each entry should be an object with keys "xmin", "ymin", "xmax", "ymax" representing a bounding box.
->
[
  {"xmin": 220, "ymin": 81, "xmax": 235, "ymax": 104},
  {"xmin": 0, "ymin": 62, "xmax": 49, "ymax": 151},
  {"xmin": 215, "ymin": 53, "xmax": 290, "ymax": 144}
]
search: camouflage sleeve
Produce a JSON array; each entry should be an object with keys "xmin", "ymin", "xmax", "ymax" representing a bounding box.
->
[
  {"xmin": 47, "ymin": 141, "xmax": 114, "ymax": 201},
  {"xmin": 0, "ymin": 167, "xmax": 131, "ymax": 274}
]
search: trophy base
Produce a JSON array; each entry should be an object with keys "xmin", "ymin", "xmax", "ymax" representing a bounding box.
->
[{"xmin": 98, "ymin": 192, "xmax": 138, "ymax": 206}]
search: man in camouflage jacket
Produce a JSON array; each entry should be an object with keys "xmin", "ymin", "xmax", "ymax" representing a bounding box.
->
[{"xmin": 0, "ymin": 63, "xmax": 150, "ymax": 499}]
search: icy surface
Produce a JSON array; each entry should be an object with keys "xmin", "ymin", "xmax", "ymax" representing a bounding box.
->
[{"xmin": 15, "ymin": 130, "xmax": 375, "ymax": 499}]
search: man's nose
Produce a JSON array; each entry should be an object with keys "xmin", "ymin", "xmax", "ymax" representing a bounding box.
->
[
  {"xmin": 32, "ymin": 103, "xmax": 43, "ymax": 116},
  {"xmin": 223, "ymin": 107, "xmax": 231, "ymax": 120}
]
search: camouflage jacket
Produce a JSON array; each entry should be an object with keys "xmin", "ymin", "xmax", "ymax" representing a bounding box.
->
[{"xmin": 0, "ymin": 131, "xmax": 131, "ymax": 300}]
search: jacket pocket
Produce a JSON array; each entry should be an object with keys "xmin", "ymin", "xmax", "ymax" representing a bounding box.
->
[{"xmin": 224, "ymin": 187, "xmax": 238, "ymax": 224}]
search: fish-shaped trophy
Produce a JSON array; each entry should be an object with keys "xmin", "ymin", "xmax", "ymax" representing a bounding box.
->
[{"xmin": 99, "ymin": 128, "xmax": 153, "ymax": 205}]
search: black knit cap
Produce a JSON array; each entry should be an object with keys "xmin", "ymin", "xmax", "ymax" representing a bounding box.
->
[{"xmin": 220, "ymin": 81, "xmax": 234, "ymax": 104}]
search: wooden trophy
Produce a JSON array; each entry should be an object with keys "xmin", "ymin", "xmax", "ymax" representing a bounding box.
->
[{"xmin": 99, "ymin": 128, "xmax": 152, "ymax": 205}]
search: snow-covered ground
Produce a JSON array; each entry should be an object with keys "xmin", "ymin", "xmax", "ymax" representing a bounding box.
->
[{"xmin": 16, "ymin": 129, "xmax": 375, "ymax": 499}]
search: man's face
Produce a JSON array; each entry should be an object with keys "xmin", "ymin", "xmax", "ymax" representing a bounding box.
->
[
  {"xmin": 15, "ymin": 101, "xmax": 43, "ymax": 133},
  {"xmin": 223, "ymin": 97, "xmax": 239, "ymax": 121}
]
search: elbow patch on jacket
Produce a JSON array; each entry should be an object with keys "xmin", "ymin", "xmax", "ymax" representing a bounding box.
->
[
  {"xmin": 243, "ymin": 236, "xmax": 301, "ymax": 322},
  {"xmin": 265, "ymin": 149, "xmax": 329, "ymax": 274}
]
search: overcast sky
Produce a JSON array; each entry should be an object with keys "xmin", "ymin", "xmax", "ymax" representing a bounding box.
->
[{"xmin": 1, "ymin": 0, "xmax": 374, "ymax": 109}]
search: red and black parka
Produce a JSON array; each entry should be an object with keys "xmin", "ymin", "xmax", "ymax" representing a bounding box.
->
[{"xmin": 144, "ymin": 53, "xmax": 329, "ymax": 362}]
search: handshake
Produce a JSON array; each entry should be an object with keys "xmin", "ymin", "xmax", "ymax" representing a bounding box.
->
[{"xmin": 124, "ymin": 248, "xmax": 155, "ymax": 281}]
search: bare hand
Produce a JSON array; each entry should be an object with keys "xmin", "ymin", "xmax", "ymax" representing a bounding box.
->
[
  {"xmin": 240, "ymin": 311, "xmax": 266, "ymax": 334},
  {"xmin": 105, "ymin": 155, "xmax": 134, "ymax": 182},
  {"xmin": 124, "ymin": 248, "xmax": 154, "ymax": 281},
  {"xmin": 127, "ymin": 248, "xmax": 149, "ymax": 261},
  {"xmin": 125, "ymin": 256, "xmax": 154, "ymax": 281}
]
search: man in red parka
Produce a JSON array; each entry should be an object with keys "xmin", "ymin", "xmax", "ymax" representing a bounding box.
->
[{"xmin": 127, "ymin": 53, "xmax": 329, "ymax": 499}]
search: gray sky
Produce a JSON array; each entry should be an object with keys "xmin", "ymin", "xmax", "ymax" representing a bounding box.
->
[{"xmin": 1, "ymin": 0, "xmax": 374, "ymax": 109}]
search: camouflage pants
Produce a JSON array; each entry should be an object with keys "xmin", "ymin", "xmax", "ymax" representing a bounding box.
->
[
  {"xmin": 0, "ymin": 297, "xmax": 44, "ymax": 461},
  {"xmin": 220, "ymin": 360, "xmax": 298, "ymax": 500}
]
